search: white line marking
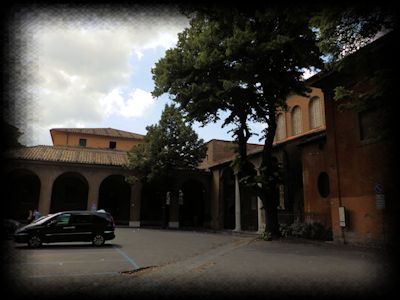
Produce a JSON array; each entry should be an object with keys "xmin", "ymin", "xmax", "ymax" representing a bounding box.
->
[
  {"xmin": 28, "ymin": 272, "xmax": 119, "ymax": 278},
  {"xmin": 113, "ymin": 246, "xmax": 140, "ymax": 270}
]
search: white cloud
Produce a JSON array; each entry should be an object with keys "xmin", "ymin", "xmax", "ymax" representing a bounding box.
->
[
  {"xmin": 301, "ymin": 68, "xmax": 318, "ymax": 80},
  {"xmin": 15, "ymin": 9, "xmax": 189, "ymax": 145},
  {"xmin": 101, "ymin": 88, "xmax": 155, "ymax": 118}
]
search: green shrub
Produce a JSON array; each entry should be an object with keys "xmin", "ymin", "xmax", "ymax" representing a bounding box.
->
[
  {"xmin": 259, "ymin": 230, "xmax": 272, "ymax": 241},
  {"xmin": 290, "ymin": 221, "xmax": 310, "ymax": 238},
  {"xmin": 279, "ymin": 223, "xmax": 292, "ymax": 237},
  {"xmin": 283, "ymin": 221, "xmax": 332, "ymax": 240}
]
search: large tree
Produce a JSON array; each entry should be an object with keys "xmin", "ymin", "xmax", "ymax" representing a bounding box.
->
[
  {"xmin": 152, "ymin": 4, "xmax": 396, "ymax": 237},
  {"xmin": 2, "ymin": 121, "xmax": 24, "ymax": 150},
  {"xmin": 152, "ymin": 6, "xmax": 323, "ymax": 237},
  {"xmin": 126, "ymin": 104, "xmax": 206, "ymax": 189},
  {"xmin": 310, "ymin": 5, "xmax": 397, "ymax": 139}
]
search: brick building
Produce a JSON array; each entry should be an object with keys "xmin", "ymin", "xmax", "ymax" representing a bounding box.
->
[
  {"xmin": 4, "ymin": 127, "xmax": 210, "ymax": 228},
  {"xmin": 203, "ymin": 31, "xmax": 396, "ymax": 247},
  {"xmin": 4, "ymin": 32, "xmax": 395, "ymax": 247}
]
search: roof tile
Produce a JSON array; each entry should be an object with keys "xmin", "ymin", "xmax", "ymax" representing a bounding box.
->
[
  {"xmin": 6, "ymin": 146, "xmax": 129, "ymax": 167},
  {"xmin": 50, "ymin": 127, "xmax": 145, "ymax": 140}
]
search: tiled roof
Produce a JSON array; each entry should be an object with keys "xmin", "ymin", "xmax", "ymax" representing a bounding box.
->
[
  {"xmin": 6, "ymin": 146, "xmax": 129, "ymax": 167},
  {"xmin": 50, "ymin": 128, "xmax": 145, "ymax": 139}
]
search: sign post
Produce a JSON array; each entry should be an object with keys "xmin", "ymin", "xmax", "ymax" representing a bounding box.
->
[{"xmin": 374, "ymin": 183, "xmax": 385, "ymax": 210}]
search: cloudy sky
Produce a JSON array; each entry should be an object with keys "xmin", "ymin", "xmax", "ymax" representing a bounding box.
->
[{"xmin": 8, "ymin": 6, "xmax": 316, "ymax": 147}]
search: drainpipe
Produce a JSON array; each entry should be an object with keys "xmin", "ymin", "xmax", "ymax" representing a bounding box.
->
[{"xmin": 329, "ymin": 89, "xmax": 346, "ymax": 244}]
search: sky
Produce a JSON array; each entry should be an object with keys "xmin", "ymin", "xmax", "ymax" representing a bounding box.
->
[{"xmin": 8, "ymin": 6, "xmax": 316, "ymax": 147}]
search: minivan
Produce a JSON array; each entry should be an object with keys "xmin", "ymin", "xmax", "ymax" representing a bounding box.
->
[{"xmin": 14, "ymin": 210, "xmax": 115, "ymax": 248}]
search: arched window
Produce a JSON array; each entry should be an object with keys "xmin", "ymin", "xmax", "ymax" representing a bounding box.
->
[
  {"xmin": 309, "ymin": 96, "xmax": 322, "ymax": 129},
  {"xmin": 276, "ymin": 113, "xmax": 286, "ymax": 141},
  {"xmin": 291, "ymin": 106, "xmax": 302, "ymax": 135}
]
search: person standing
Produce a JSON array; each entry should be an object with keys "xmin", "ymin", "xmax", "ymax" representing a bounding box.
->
[
  {"xmin": 27, "ymin": 209, "xmax": 33, "ymax": 223},
  {"xmin": 33, "ymin": 208, "xmax": 42, "ymax": 220}
]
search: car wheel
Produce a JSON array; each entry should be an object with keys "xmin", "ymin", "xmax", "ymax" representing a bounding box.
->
[
  {"xmin": 92, "ymin": 234, "xmax": 105, "ymax": 246},
  {"xmin": 28, "ymin": 235, "xmax": 42, "ymax": 248}
]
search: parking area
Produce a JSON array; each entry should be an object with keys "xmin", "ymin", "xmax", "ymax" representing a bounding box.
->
[
  {"xmin": 5, "ymin": 228, "xmax": 249, "ymax": 284},
  {"xmin": 3, "ymin": 227, "xmax": 396, "ymax": 299},
  {"xmin": 11, "ymin": 244, "xmax": 136, "ymax": 279}
]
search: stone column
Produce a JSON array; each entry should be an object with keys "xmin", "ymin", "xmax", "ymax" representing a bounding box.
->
[
  {"xmin": 38, "ymin": 174, "xmax": 55, "ymax": 215},
  {"xmin": 86, "ymin": 176, "xmax": 102, "ymax": 211},
  {"xmin": 129, "ymin": 182, "xmax": 142, "ymax": 227},
  {"xmin": 234, "ymin": 172, "xmax": 241, "ymax": 232}
]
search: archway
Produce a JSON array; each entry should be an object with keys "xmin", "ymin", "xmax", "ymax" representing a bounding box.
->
[
  {"xmin": 50, "ymin": 172, "xmax": 88, "ymax": 213},
  {"xmin": 140, "ymin": 182, "xmax": 165, "ymax": 227},
  {"xmin": 98, "ymin": 175, "xmax": 131, "ymax": 225},
  {"xmin": 179, "ymin": 180, "xmax": 206, "ymax": 228},
  {"xmin": 221, "ymin": 167, "xmax": 235, "ymax": 230},
  {"xmin": 5, "ymin": 169, "xmax": 40, "ymax": 221},
  {"xmin": 240, "ymin": 162, "xmax": 258, "ymax": 231}
]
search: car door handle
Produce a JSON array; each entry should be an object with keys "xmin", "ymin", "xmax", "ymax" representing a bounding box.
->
[{"xmin": 63, "ymin": 226, "xmax": 76, "ymax": 229}]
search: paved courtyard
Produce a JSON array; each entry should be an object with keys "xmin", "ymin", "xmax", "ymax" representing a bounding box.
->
[{"xmin": 2, "ymin": 228, "xmax": 396, "ymax": 299}]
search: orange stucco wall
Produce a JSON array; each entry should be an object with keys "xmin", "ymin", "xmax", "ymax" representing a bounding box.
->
[
  {"xmin": 51, "ymin": 131, "xmax": 143, "ymax": 151},
  {"xmin": 323, "ymin": 89, "xmax": 394, "ymax": 247},
  {"xmin": 274, "ymin": 87, "xmax": 326, "ymax": 144},
  {"xmin": 301, "ymin": 142, "xmax": 332, "ymax": 228}
]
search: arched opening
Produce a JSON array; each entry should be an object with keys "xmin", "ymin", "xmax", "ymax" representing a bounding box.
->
[
  {"xmin": 98, "ymin": 175, "xmax": 131, "ymax": 225},
  {"xmin": 240, "ymin": 162, "xmax": 258, "ymax": 231},
  {"xmin": 179, "ymin": 179, "xmax": 206, "ymax": 228},
  {"xmin": 50, "ymin": 172, "xmax": 88, "ymax": 213},
  {"xmin": 140, "ymin": 182, "xmax": 165, "ymax": 228},
  {"xmin": 221, "ymin": 167, "xmax": 235, "ymax": 230},
  {"xmin": 5, "ymin": 169, "xmax": 40, "ymax": 221}
]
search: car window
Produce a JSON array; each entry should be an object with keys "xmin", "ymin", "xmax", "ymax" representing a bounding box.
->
[
  {"xmin": 92, "ymin": 215, "xmax": 107, "ymax": 224},
  {"xmin": 70, "ymin": 214, "xmax": 91, "ymax": 224},
  {"xmin": 33, "ymin": 214, "xmax": 56, "ymax": 225},
  {"xmin": 55, "ymin": 214, "xmax": 71, "ymax": 225}
]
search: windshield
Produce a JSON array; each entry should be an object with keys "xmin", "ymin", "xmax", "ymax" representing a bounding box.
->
[{"xmin": 31, "ymin": 213, "xmax": 58, "ymax": 225}]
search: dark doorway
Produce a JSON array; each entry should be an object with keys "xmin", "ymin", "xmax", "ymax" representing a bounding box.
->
[
  {"xmin": 240, "ymin": 162, "xmax": 258, "ymax": 231},
  {"xmin": 50, "ymin": 172, "xmax": 88, "ymax": 213},
  {"xmin": 98, "ymin": 175, "xmax": 131, "ymax": 225},
  {"xmin": 222, "ymin": 167, "xmax": 235, "ymax": 230},
  {"xmin": 179, "ymin": 180, "xmax": 205, "ymax": 228},
  {"xmin": 240, "ymin": 185, "xmax": 258, "ymax": 232},
  {"xmin": 5, "ymin": 169, "xmax": 41, "ymax": 221},
  {"xmin": 140, "ymin": 182, "xmax": 165, "ymax": 227}
]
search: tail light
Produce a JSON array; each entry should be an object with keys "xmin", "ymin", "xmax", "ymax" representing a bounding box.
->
[{"xmin": 111, "ymin": 216, "xmax": 115, "ymax": 228}]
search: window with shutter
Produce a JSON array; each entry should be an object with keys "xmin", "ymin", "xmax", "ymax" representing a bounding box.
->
[
  {"xmin": 292, "ymin": 106, "xmax": 302, "ymax": 135},
  {"xmin": 310, "ymin": 97, "xmax": 322, "ymax": 129},
  {"xmin": 276, "ymin": 113, "xmax": 286, "ymax": 140}
]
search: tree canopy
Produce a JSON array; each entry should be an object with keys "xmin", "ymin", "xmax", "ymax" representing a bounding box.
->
[
  {"xmin": 126, "ymin": 104, "xmax": 207, "ymax": 185},
  {"xmin": 151, "ymin": 4, "xmax": 396, "ymax": 237},
  {"xmin": 2, "ymin": 121, "xmax": 24, "ymax": 150},
  {"xmin": 152, "ymin": 6, "xmax": 323, "ymax": 236}
]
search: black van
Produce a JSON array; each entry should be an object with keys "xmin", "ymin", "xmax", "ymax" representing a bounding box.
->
[{"xmin": 14, "ymin": 210, "xmax": 115, "ymax": 248}]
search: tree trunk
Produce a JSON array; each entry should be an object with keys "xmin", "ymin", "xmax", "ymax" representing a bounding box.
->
[
  {"xmin": 259, "ymin": 103, "xmax": 281, "ymax": 238},
  {"xmin": 263, "ymin": 186, "xmax": 280, "ymax": 238}
]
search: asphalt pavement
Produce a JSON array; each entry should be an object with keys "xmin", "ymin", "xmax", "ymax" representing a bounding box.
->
[{"xmin": 2, "ymin": 227, "xmax": 396, "ymax": 299}]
